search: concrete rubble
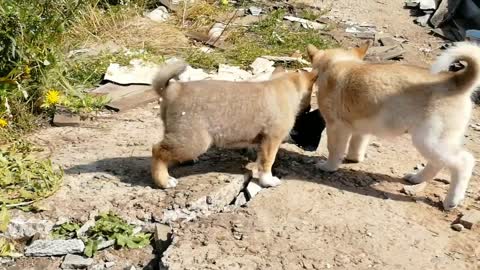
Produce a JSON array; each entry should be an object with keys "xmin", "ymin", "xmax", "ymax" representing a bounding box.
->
[
  {"xmin": 459, "ymin": 209, "xmax": 480, "ymax": 230},
  {"xmin": 245, "ymin": 181, "xmax": 263, "ymax": 200},
  {"xmin": 25, "ymin": 239, "xmax": 85, "ymax": 257},
  {"xmin": 4, "ymin": 218, "xmax": 54, "ymax": 240},
  {"xmin": 145, "ymin": 6, "xmax": 169, "ymax": 23},
  {"xmin": 284, "ymin": 16, "xmax": 327, "ymax": 30},
  {"xmin": 61, "ymin": 254, "xmax": 94, "ymax": 269}
]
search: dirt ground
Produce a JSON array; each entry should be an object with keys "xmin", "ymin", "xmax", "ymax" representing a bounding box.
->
[{"xmin": 5, "ymin": 0, "xmax": 480, "ymax": 269}]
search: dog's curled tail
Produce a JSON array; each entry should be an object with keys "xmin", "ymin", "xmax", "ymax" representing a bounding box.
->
[
  {"xmin": 431, "ymin": 42, "xmax": 480, "ymax": 94},
  {"xmin": 152, "ymin": 60, "xmax": 188, "ymax": 96}
]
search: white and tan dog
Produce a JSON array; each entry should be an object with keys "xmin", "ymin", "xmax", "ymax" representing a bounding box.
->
[{"xmin": 307, "ymin": 41, "xmax": 480, "ymax": 210}]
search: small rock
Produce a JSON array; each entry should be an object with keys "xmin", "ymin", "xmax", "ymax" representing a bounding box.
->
[
  {"xmin": 451, "ymin": 223, "xmax": 464, "ymax": 232},
  {"xmin": 235, "ymin": 192, "xmax": 247, "ymax": 206},
  {"xmin": 89, "ymin": 264, "xmax": 105, "ymax": 270},
  {"xmin": 414, "ymin": 14, "xmax": 431, "ymax": 27},
  {"xmin": 249, "ymin": 6, "xmax": 262, "ymax": 16},
  {"xmin": 97, "ymin": 239, "xmax": 115, "ymax": 250},
  {"xmin": 459, "ymin": 209, "xmax": 480, "ymax": 230},
  {"xmin": 145, "ymin": 6, "xmax": 169, "ymax": 22},
  {"xmin": 61, "ymin": 254, "xmax": 93, "ymax": 269},
  {"xmin": 25, "ymin": 239, "xmax": 85, "ymax": 257},
  {"xmin": 154, "ymin": 223, "xmax": 172, "ymax": 254},
  {"xmin": 53, "ymin": 112, "xmax": 81, "ymax": 127},
  {"xmin": 245, "ymin": 181, "xmax": 263, "ymax": 199},
  {"xmin": 105, "ymin": 262, "xmax": 115, "ymax": 268},
  {"xmin": 402, "ymin": 182, "xmax": 427, "ymax": 196},
  {"xmin": 206, "ymin": 196, "xmax": 213, "ymax": 205},
  {"xmin": 76, "ymin": 219, "xmax": 95, "ymax": 237},
  {"xmin": 125, "ymin": 266, "xmax": 136, "ymax": 270},
  {"xmin": 250, "ymin": 57, "xmax": 275, "ymax": 75},
  {"xmin": 370, "ymin": 142, "xmax": 381, "ymax": 148}
]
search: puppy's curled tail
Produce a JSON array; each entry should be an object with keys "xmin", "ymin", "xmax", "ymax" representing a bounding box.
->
[
  {"xmin": 152, "ymin": 60, "xmax": 188, "ymax": 96},
  {"xmin": 431, "ymin": 42, "xmax": 480, "ymax": 94}
]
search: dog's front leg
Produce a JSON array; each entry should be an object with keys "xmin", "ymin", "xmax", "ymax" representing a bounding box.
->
[
  {"xmin": 258, "ymin": 137, "xmax": 283, "ymax": 187},
  {"xmin": 316, "ymin": 124, "xmax": 351, "ymax": 172},
  {"xmin": 345, "ymin": 134, "xmax": 370, "ymax": 163}
]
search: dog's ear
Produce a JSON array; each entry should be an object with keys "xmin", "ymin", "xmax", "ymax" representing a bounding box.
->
[
  {"xmin": 307, "ymin": 44, "xmax": 321, "ymax": 61},
  {"xmin": 352, "ymin": 40, "xmax": 371, "ymax": 59}
]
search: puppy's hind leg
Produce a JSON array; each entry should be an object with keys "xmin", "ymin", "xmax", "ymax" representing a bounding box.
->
[
  {"xmin": 345, "ymin": 134, "xmax": 370, "ymax": 163},
  {"xmin": 152, "ymin": 143, "xmax": 178, "ymax": 189},
  {"xmin": 258, "ymin": 136, "xmax": 283, "ymax": 187}
]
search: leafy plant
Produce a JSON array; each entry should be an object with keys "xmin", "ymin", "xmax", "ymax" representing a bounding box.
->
[
  {"xmin": 0, "ymin": 205, "xmax": 10, "ymax": 233},
  {"xmin": 0, "ymin": 238, "xmax": 20, "ymax": 258},
  {"xmin": 51, "ymin": 221, "xmax": 81, "ymax": 239},
  {"xmin": 0, "ymin": 140, "xmax": 63, "ymax": 208}
]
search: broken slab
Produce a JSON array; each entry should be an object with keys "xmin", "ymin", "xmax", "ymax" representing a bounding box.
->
[
  {"xmin": 214, "ymin": 64, "xmax": 253, "ymax": 81},
  {"xmin": 459, "ymin": 210, "xmax": 480, "ymax": 230},
  {"xmin": 245, "ymin": 181, "xmax": 263, "ymax": 200},
  {"xmin": 250, "ymin": 58, "xmax": 275, "ymax": 75},
  {"xmin": 104, "ymin": 59, "xmax": 160, "ymax": 85},
  {"xmin": 61, "ymin": 254, "xmax": 94, "ymax": 269},
  {"xmin": 284, "ymin": 16, "xmax": 327, "ymax": 30},
  {"xmin": 25, "ymin": 239, "xmax": 85, "ymax": 256},
  {"xmin": 234, "ymin": 192, "xmax": 247, "ymax": 207},
  {"xmin": 90, "ymin": 84, "xmax": 156, "ymax": 112},
  {"xmin": 366, "ymin": 45, "xmax": 405, "ymax": 61},
  {"xmin": 377, "ymin": 35, "xmax": 401, "ymax": 47},
  {"xmin": 178, "ymin": 66, "xmax": 211, "ymax": 82}
]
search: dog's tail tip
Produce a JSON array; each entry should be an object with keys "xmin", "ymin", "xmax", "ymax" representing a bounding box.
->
[{"xmin": 152, "ymin": 60, "xmax": 188, "ymax": 95}]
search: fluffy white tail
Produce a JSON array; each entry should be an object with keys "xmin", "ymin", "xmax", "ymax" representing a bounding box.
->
[
  {"xmin": 152, "ymin": 60, "xmax": 187, "ymax": 96},
  {"xmin": 431, "ymin": 42, "xmax": 480, "ymax": 94}
]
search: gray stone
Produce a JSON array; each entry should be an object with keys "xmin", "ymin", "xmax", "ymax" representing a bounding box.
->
[
  {"xmin": 451, "ymin": 223, "xmax": 464, "ymax": 232},
  {"xmin": 105, "ymin": 262, "xmax": 115, "ymax": 268},
  {"xmin": 245, "ymin": 181, "xmax": 263, "ymax": 199},
  {"xmin": 145, "ymin": 7, "xmax": 169, "ymax": 22},
  {"xmin": 76, "ymin": 220, "xmax": 95, "ymax": 237},
  {"xmin": 25, "ymin": 239, "xmax": 85, "ymax": 257},
  {"xmin": 459, "ymin": 210, "xmax": 480, "ymax": 230},
  {"xmin": 155, "ymin": 223, "xmax": 172, "ymax": 254},
  {"xmin": 97, "ymin": 239, "xmax": 115, "ymax": 250},
  {"xmin": 5, "ymin": 218, "xmax": 54, "ymax": 240},
  {"xmin": 235, "ymin": 192, "xmax": 247, "ymax": 206},
  {"xmin": 53, "ymin": 112, "xmax": 81, "ymax": 127},
  {"xmin": 415, "ymin": 14, "xmax": 431, "ymax": 27},
  {"xmin": 61, "ymin": 254, "xmax": 93, "ymax": 269}
]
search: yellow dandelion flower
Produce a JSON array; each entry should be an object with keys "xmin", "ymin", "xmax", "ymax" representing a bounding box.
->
[
  {"xmin": 25, "ymin": 65, "xmax": 31, "ymax": 75},
  {"xmin": 45, "ymin": 90, "xmax": 60, "ymax": 106},
  {"xmin": 0, "ymin": 119, "xmax": 8, "ymax": 128}
]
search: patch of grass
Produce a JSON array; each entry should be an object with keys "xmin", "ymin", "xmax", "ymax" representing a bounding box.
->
[
  {"xmin": 52, "ymin": 212, "xmax": 152, "ymax": 258},
  {"xmin": 299, "ymin": 9, "xmax": 322, "ymax": 21},
  {"xmin": 181, "ymin": 0, "xmax": 234, "ymax": 30},
  {"xmin": 184, "ymin": 50, "xmax": 226, "ymax": 70},
  {"xmin": 0, "ymin": 140, "xmax": 63, "ymax": 208}
]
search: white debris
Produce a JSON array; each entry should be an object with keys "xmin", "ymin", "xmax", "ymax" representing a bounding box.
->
[
  {"xmin": 61, "ymin": 254, "xmax": 94, "ymax": 269},
  {"xmin": 214, "ymin": 64, "xmax": 253, "ymax": 81},
  {"xmin": 235, "ymin": 192, "xmax": 248, "ymax": 206},
  {"xmin": 178, "ymin": 66, "xmax": 210, "ymax": 81},
  {"xmin": 245, "ymin": 181, "xmax": 263, "ymax": 199},
  {"xmin": 249, "ymin": 6, "xmax": 262, "ymax": 16},
  {"xmin": 104, "ymin": 59, "xmax": 160, "ymax": 85},
  {"xmin": 250, "ymin": 57, "xmax": 275, "ymax": 75},
  {"xmin": 208, "ymin": 23, "xmax": 226, "ymax": 43},
  {"xmin": 284, "ymin": 16, "xmax": 326, "ymax": 30},
  {"xmin": 25, "ymin": 239, "xmax": 85, "ymax": 257},
  {"xmin": 76, "ymin": 219, "xmax": 95, "ymax": 237},
  {"xmin": 145, "ymin": 6, "xmax": 170, "ymax": 22},
  {"xmin": 419, "ymin": 0, "xmax": 436, "ymax": 10}
]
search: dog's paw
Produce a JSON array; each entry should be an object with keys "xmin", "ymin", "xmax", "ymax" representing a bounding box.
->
[
  {"xmin": 443, "ymin": 194, "xmax": 464, "ymax": 211},
  {"xmin": 403, "ymin": 172, "xmax": 425, "ymax": 184},
  {"xmin": 166, "ymin": 176, "xmax": 178, "ymax": 188},
  {"xmin": 259, "ymin": 172, "xmax": 282, "ymax": 187},
  {"xmin": 315, "ymin": 161, "xmax": 338, "ymax": 172}
]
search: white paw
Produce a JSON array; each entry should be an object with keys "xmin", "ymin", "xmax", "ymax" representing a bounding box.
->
[
  {"xmin": 443, "ymin": 194, "xmax": 464, "ymax": 211},
  {"xmin": 315, "ymin": 161, "xmax": 338, "ymax": 172},
  {"xmin": 166, "ymin": 176, "xmax": 178, "ymax": 188},
  {"xmin": 403, "ymin": 172, "xmax": 425, "ymax": 184},
  {"xmin": 259, "ymin": 172, "xmax": 282, "ymax": 187},
  {"xmin": 345, "ymin": 154, "xmax": 365, "ymax": 163}
]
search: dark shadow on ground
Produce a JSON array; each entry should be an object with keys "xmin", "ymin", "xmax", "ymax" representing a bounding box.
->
[{"xmin": 64, "ymin": 147, "xmax": 441, "ymax": 208}]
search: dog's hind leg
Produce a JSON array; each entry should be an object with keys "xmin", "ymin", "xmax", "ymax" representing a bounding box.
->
[
  {"xmin": 411, "ymin": 125, "xmax": 475, "ymax": 210},
  {"xmin": 152, "ymin": 131, "xmax": 212, "ymax": 189},
  {"xmin": 345, "ymin": 134, "xmax": 370, "ymax": 163},
  {"xmin": 258, "ymin": 136, "xmax": 283, "ymax": 187}
]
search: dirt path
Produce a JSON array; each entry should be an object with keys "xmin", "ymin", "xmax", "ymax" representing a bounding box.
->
[{"xmin": 6, "ymin": 0, "xmax": 480, "ymax": 269}]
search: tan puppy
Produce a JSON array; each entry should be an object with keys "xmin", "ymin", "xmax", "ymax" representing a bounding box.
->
[
  {"xmin": 307, "ymin": 41, "xmax": 480, "ymax": 210},
  {"xmin": 151, "ymin": 61, "xmax": 318, "ymax": 189}
]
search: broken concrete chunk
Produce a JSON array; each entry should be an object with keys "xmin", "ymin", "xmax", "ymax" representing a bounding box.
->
[
  {"xmin": 90, "ymin": 84, "xmax": 155, "ymax": 112},
  {"xmin": 215, "ymin": 64, "xmax": 253, "ymax": 81},
  {"xmin": 61, "ymin": 254, "xmax": 94, "ymax": 269},
  {"xmin": 105, "ymin": 262, "xmax": 115, "ymax": 268},
  {"xmin": 459, "ymin": 210, "xmax": 480, "ymax": 230},
  {"xmin": 366, "ymin": 45, "xmax": 405, "ymax": 61},
  {"xmin": 415, "ymin": 14, "xmax": 431, "ymax": 27},
  {"xmin": 76, "ymin": 220, "xmax": 95, "ymax": 237},
  {"xmin": 145, "ymin": 6, "xmax": 169, "ymax": 22},
  {"xmin": 401, "ymin": 182, "xmax": 427, "ymax": 196},
  {"xmin": 208, "ymin": 23, "xmax": 226, "ymax": 43},
  {"xmin": 249, "ymin": 6, "xmax": 262, "ymax": 16},
  {"xmin": 245, "ymin": 181, "xmax": 263, "ymax": 200},
  {"xmin": 97, "ymin": 239, "xmax": 115, "ymax": 250},
  {"xmin": 154, "ymin": 223, "xmax": 172, "ymax": 254},
  {"xmin": 25, "ymin": 239, "xmax": 85, "ymax": 257},
  {"xmin": 419, "ymin": 0, "xmax": 436, "ymax": 10},
  {"xmin": 284, "ymin": 16, "xmax": 327, "ymax": 30},
  {"xmin": 377, "ymin": 35, "xmax": 400, "ymax": 47},
  {"xmin": 250, "ymin": 58, "xmax": 275, "ymax": 75},
  {"xmin": 178, "ymin": 66, "xmax": 210, "ymax": 82},
  {"xmin": 5, "ymin": 218, "xmax": 54, "ymax": 240},
  {"xmin": 53, "ymin": 112, "xmax": 81, "ymax": 127}
]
